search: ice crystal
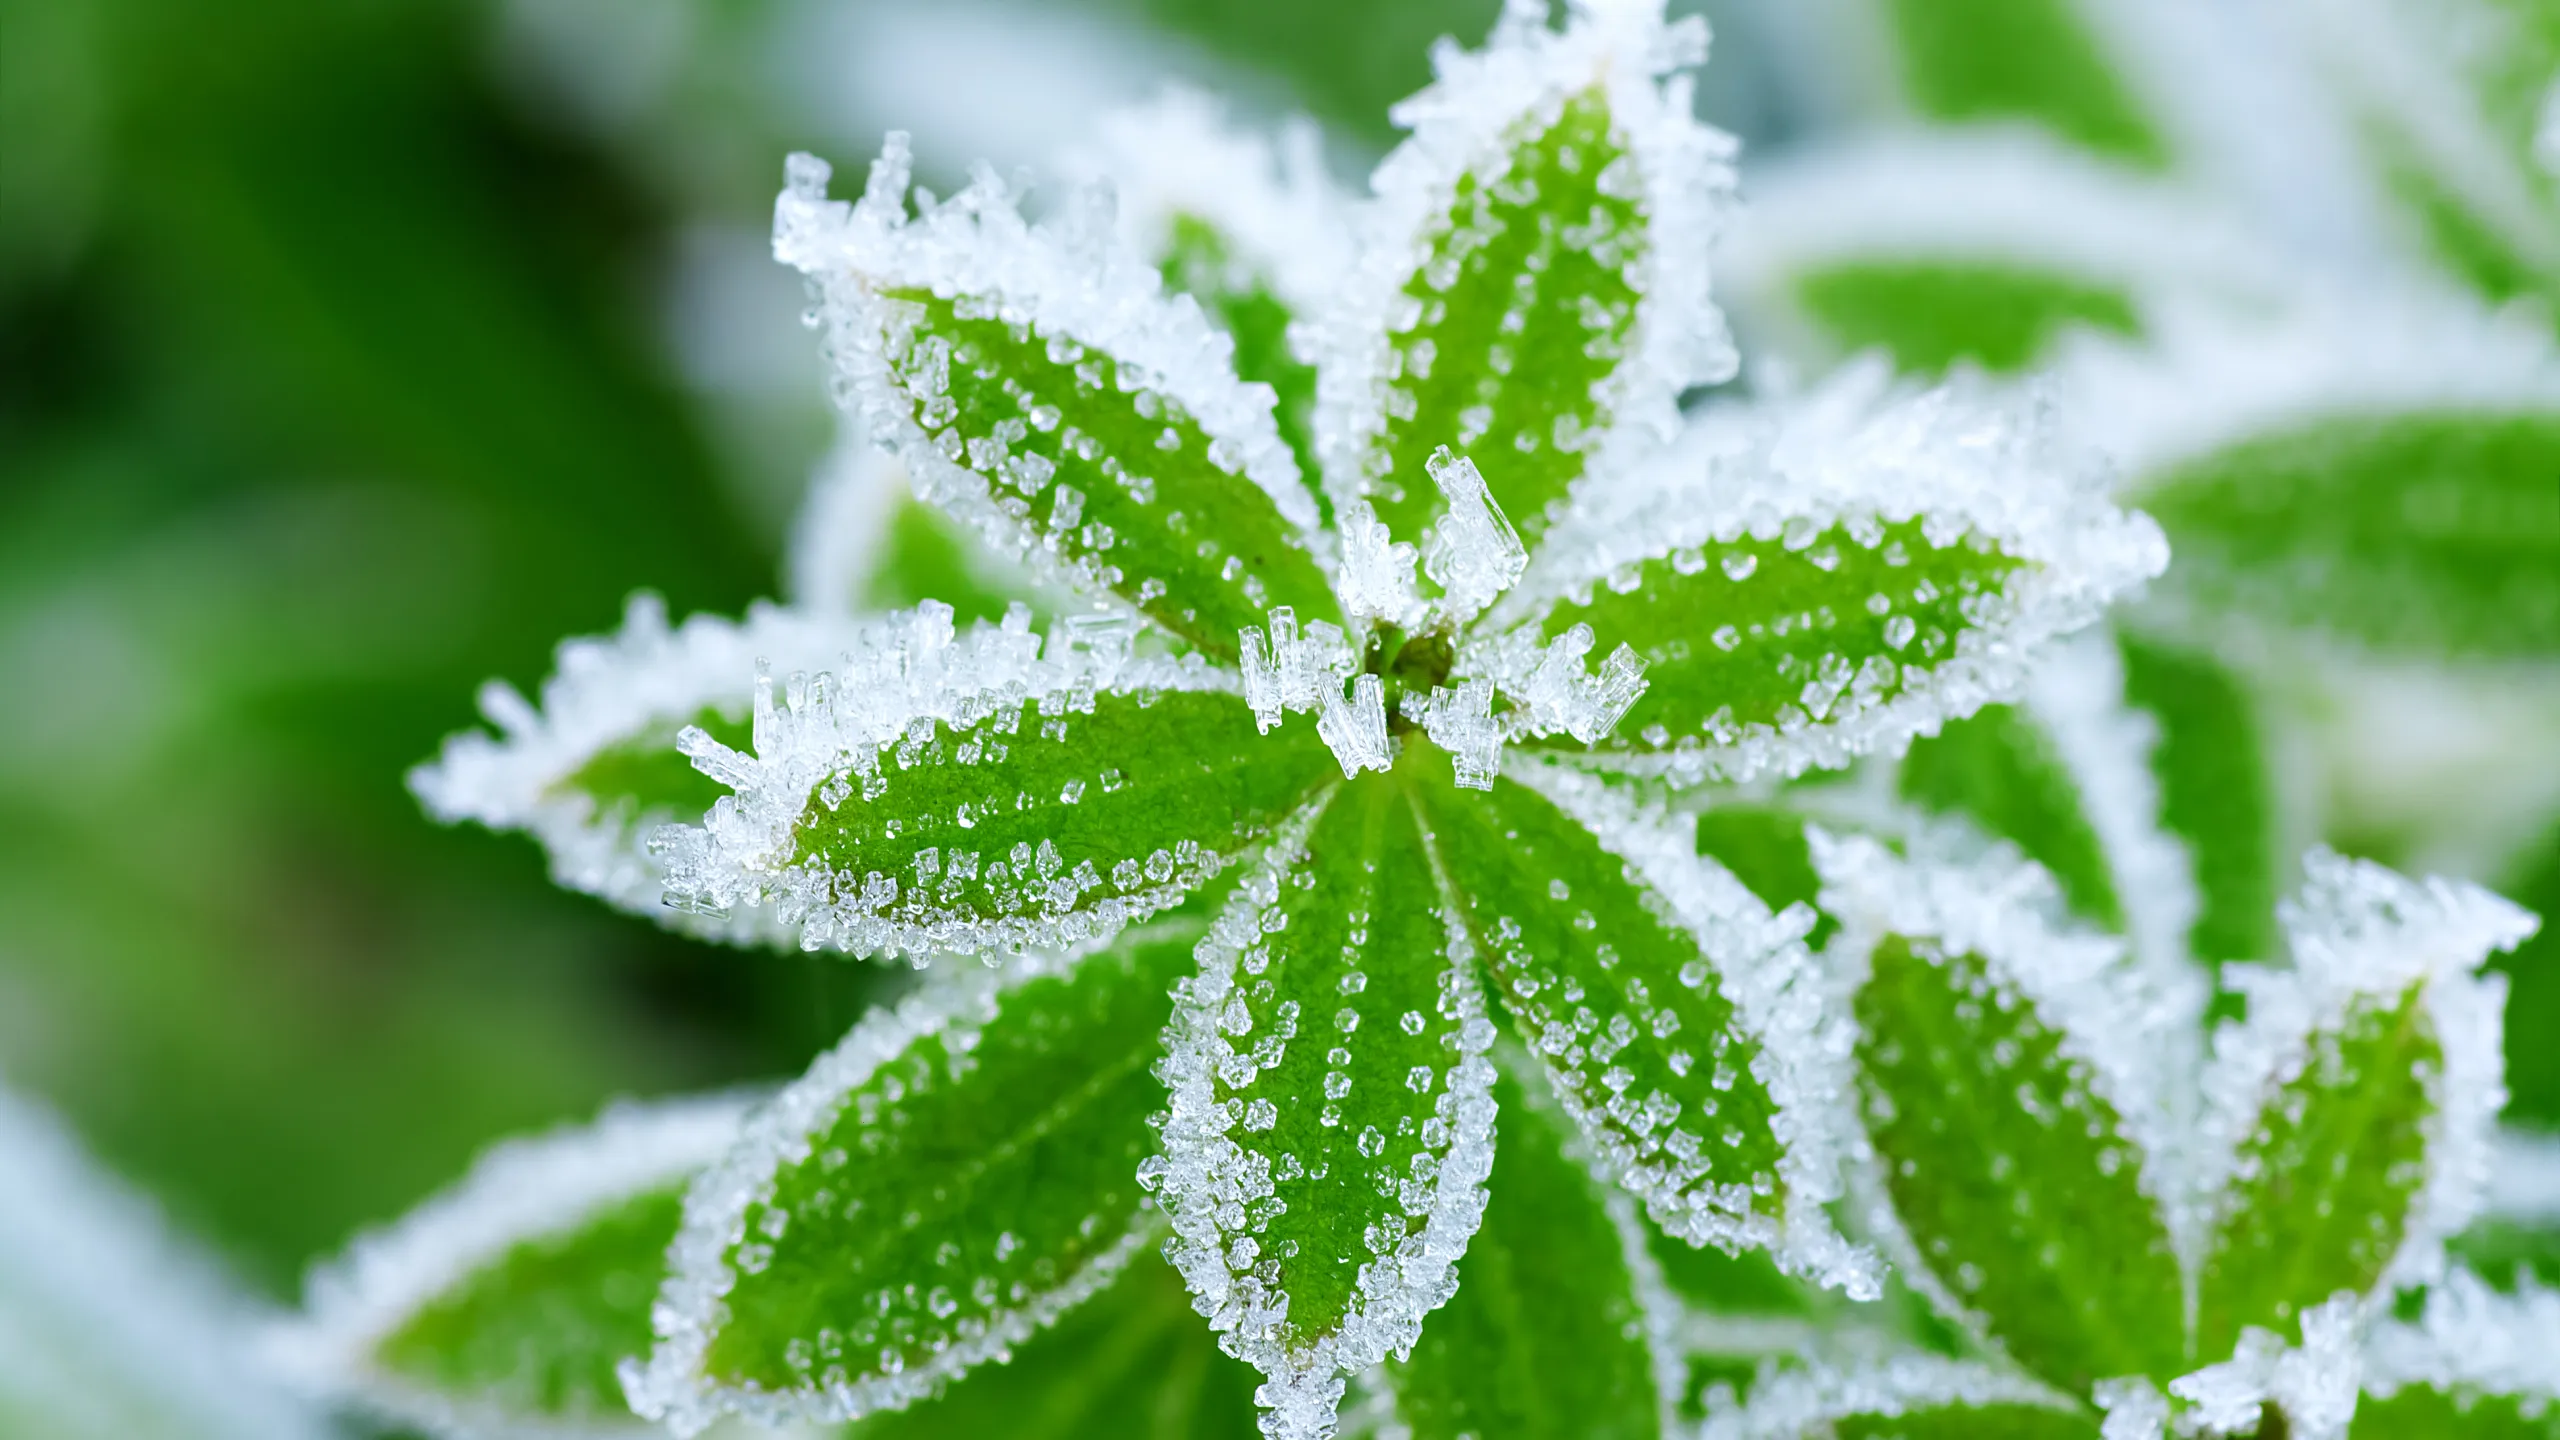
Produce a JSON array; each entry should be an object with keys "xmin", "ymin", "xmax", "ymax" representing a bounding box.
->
[
  {"xmin": 2362, "ymin": 1267, "xmax": 2560, "ymax": 1408},
  {"xmin": 2168, "ymin": 1293, "xmax": 2364, "ymax": 1440}
]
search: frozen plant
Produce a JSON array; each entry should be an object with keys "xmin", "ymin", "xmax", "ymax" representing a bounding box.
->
[{"xmin": 312, "ymin": 1, "xmax": 2239, "ymax": 1438}]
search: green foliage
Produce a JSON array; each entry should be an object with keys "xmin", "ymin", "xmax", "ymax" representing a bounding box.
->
[
  {"xmin": 1526, "ymin": 518, "xmax": 2027, "ymax": 753},
  {"xmin": 1371, "ymin": 88, "xmax": 1644, "ymax": 548},
  {"xmin": 1838, "ymin": 1408, "xmax": 2100, "ymax": 1440},
  {"xmin": 2351, "ymin": 1387, "xmax": 2560, "ymax": 1438},
  {"xmin": 1162, "ymin": 214, "xmax": 1324, "ymax": 527},
  {"xmin": 701, "ymin": 926, "xmax": 1200, "ymax": 1393},
  {"xmin": 862, "ymin": 497, "xmax": 1031, "ymax": 625},
  {"xmin": 1694, "ymin": 805, "xmax": 1837, "ymax": 949},
  {"xmin": 2198, "ymin": 986, "xmax": 2439, "ymax": 1360},
  {"xmin": 1899, "ymin": 705, "xmax": 2123, "ymax": 930},
  {"xmin": 786, "ymin": 689, "xmax": 1332, "ymax": 929},
  {"xmin": 552, "ymin": 705, "xmax": 750, "ymax": 822},
  {"xmin": 881, "ymin": 289, "xmax": 1336, "ymax": 659},
  {"xmin": 2134, "ymin": 410, "xmax": 2560, "ymax": 657},
  {"xmin": 377, "ymin": 1186, "xmax": 678, "ymax": 1421},
  {"xmin": 1854, "ymin": 936, "xmax": 2187, "ymax": 1391},
  {"xmin": 2491, "ymin": 817, "xmax": 2560, "ymax": 1126},
  {"xmin": 2451, "ymin": 1217, "xmax": 2560, "ymax": 1292},
  {"xmin": 2116, "ymin": 633, "xmax": 2277, "ymax": 969},
  {"xmin": 852, "ymin": 1255, "xmax": 1262, "ymax": 1440},
  {"xmin": 1878, "ymin": 0, "xmax": 2167, "ymax": 167},
  {"xmin": 1389, "ymin": 1062, "xmax": 1662, "ymax": 1440},
  {"xmin": 1417, "ymin": 758, "xmax": 1795, "ymax": 1246},
  {"xmin": 1794, "ymin": 261, "xmax": 2140, "ymax": 376},
  {"xmin": 1194, "ymin": 769, "xmax": 1473, "ymax": 1344}
]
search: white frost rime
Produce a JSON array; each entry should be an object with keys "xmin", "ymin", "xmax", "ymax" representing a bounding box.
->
[
  {"xmin": 2196, "ymin": 850, "xmax": 2537, "ymax": 1295},
  {"xmin": 278, "ymin": 1093, "xmax": 753, "ymax": 1439}
]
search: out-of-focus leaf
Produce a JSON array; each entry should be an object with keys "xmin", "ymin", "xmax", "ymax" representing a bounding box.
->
[
  {"xmin": 1794, "ymin": 260, "xmax": 2140, "ymax": 377},
  {"xmin": 1875, "ymin": 0, "xmax": 2167, "ymax": 167}
]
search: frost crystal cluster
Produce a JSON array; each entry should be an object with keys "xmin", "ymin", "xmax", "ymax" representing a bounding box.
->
[{"xmin": 258, "ymin": 3, "xmax": 2560, "ymax": 1440}]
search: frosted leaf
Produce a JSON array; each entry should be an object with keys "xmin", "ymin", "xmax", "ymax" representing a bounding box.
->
[
  {"xmin": 2193, "ymin": 851, "xmax": 2537, "ymax": 1355},
  {"xmin": 1064, "ymin": 88, "xmax": 1352, "ymax": 318},
  {"xmin": 785, "ymin": 434, "xmax": 1045, "ymax": 621},
  {"xmin": 1898, "ymin": 632, "xmax": 2208, "ymax": 980},
  {"xmin": 1313, "ymin": 0, "xmax": 1737, "ymax": 547},
  {"xmin": 275, "ymin": 1093, "xmax": 752, "ymax": 1440},
  {"xmin": 2362, "ymin": 1266, "xmax": 2560, "ymax": 1410},
  {"xmin": 2113, "ymin": 632, "xmax": 2280, "ymax": 971},
  {"xmin": 409, "ymin": 594, "xmax": 876, "ymax": 945},
  {"xmin": 1416, "ymin": 448, "xmax": 1527, "ymax": 627},
  {"xmin": 1484, "ymin": 360, "xmax": 2168, "ymax": 786},
  {"xmin": 0, "ymin": 1086, "xmax": 332, "ymax": 1440},
  {"xmin": 651, "ymin": 603, "xmax": 1334, "ymax": 960},
  {"xmin": 1715, "ymin": 131, "xmax": 2298, "ymax": 371},
  {"xmin": 1815, "ymin": 833, "xmax": 2198, "ymax": 1394},
  {"xmin": 625, "ymin": 924, "xmax": 1202, "ymax": 1434},
  {"xmin": 2168, "ymin": 1293, "xmax": 2363, "ymax": 1440},
  {"xmin": 2055, "ymin": 289, "xmax": 2560, "ymax": 656},
  {"xmin": 1384, "ymin": 1052, "xmax": 1676, "ymax": 1440},
  {"xmin": 1422, "ymin": 757, "xmax": 1877, "ymax": 1296},
  {"xmin": 774, "ymin": 141, "xmax": 1335, "ymax": 660},
  {"xmin": 1693, "ymin": 1351, "xmax": 2078, "ymax": 1440},
  {"xmin": 1155, "ymin": 782, "xmax": 1497, "ymax": 1440}
]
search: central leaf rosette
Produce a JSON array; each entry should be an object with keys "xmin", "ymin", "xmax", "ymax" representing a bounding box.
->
[{"xmin": 614, "ymin": 2, "xmax": 2167, "ymax": 1435}]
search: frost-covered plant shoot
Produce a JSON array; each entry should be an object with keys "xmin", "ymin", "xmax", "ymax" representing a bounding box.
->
[{"xmin": 245, "ymin": 4, "xmax": 2560, "ymax": 1440}]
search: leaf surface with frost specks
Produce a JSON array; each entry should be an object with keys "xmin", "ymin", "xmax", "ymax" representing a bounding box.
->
[
  {"xmin": 1417, "ymin": 758, "xmax": 1870, "ymax": 1292},
  {"xmin": 2194, "ymin": 855, "xmax": 2536, "ymax": 1362},
  {"xmin": 628, "ymin": 920, "xmax": 1208, "ymax": 1435},
  {"xmin": 1155, "ymin": 772, "xmax": 1497, "ymax": 1438},
  {"xmin": 1389, "ymin": 1058, "xmax": 1667, "ymax": 1440},
  {"xmin": 776, "ymin": 141, "xmax": 1334, "ymax": 661},
  {"xmin": 279, "ymin": 1095, "xmax": 749, "ymax": 1440}
]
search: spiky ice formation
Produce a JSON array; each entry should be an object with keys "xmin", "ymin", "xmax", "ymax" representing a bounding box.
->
[{"xmin": 409, "ymin": 595, "xmax": 875, "ymax": 944}]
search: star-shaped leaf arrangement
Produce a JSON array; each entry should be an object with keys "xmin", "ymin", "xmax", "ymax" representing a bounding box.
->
[{"xmin": 399, "ymin": 3, "xmax": 2170, "ymax": 1436}]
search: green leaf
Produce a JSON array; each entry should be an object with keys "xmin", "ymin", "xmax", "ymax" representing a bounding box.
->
[
  {"xmin": 2132, "ymin": 409, "xmax": 2560, "ymax": 657},
  {"xmin": 656, "ymin": 614, "xmax": 1339, "ymax": 956},
  {"xmin": 1161, "ymin": 214, "xmax": 1325, "ymax": 527},
  {"xmin": 413, "ymin": 597, "xmax": 872, "ymax": 942},
  {"xmin": 1389, "ymin": 1057, "xmax": 1665, "ymax": 1440},
  {"xmin": 2452, "ymin": 1217, "xmax": 2560, "ymax": 1293},
  {"xmin": 851, "ymin": 1254, "xmax": 1261, "ymax": 1440},
  {"xmin": 1853, "ymin": 929, "xmax": 2187, "ymax": 1391},
  {"xmin": 776, "ymin": 143, "xmax": 1336, "ymax": 661},
  {"xmin": 1329, "ymin": 4, "xmax": 1734, "ymax": 555},
  {"xmin": 1475, "ymin": 368, "xmax": 2166, "ymax": 783},
  {"xmin": 284, "ymin": 1095, "xmax": 748, "ymax": 1437},
  {"xmin": 2194, "ymin": 854, "xmax": 2536, "ymax": 1362},
  {"xmin": 1837, "ymin": 1408, "xmax": 2101, "ymax": 1440},
  {"xmin": 1365, "ymin": 89, "xmax": 1649, "ymax": 547},
  {"xmin": 2352, "ymin": 1389, "xmax": 2559, "ymax": 1439},
  {"xmin": 2491, "ymin": 817, "xmax": 2560, "ymax": 1127},
  {"xmin": 861, "ymin": 495, "xmax": 1037, "ymax": 627},
  {"xmin": 2196, "ymin": 981, "xmax": 2442, "ymax": 1359},
  {"xmin": 1702, "ymin": 1355, "xmax": 2095, "ymax": 1440},
  {"xmin": 625, "ymin": 919, "xmax": 1209, "ymax": 1432},
  {"xmin": 1795, "ymin": 259, "xmax": 2140, "ymax": 377},
  {"xmin": 1155, "ymin": 769, "xmax": 1499, "ymax": 1428},
  {"xmin": 1693, "ymin": 805, "xmax": 1838, "ymax": 950},
  {"xmin": 2116, "ymin": 632, "xmax": 2278, "ymax": 970},
  {"xmin": 1876, "ymin": 0, "xmax": 2167, "ymax": 168},
  {"xmin": 2358, "ymin": 1266, "xmax": 2560, "ymax": 1438},
  {"xmin": 1898, "ymin": 703, "xmax": 2123, "ymax": 930},
  {"xmin": 1413, "ymin": 756, "xmax": 1871, "ymax": 1290}
]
